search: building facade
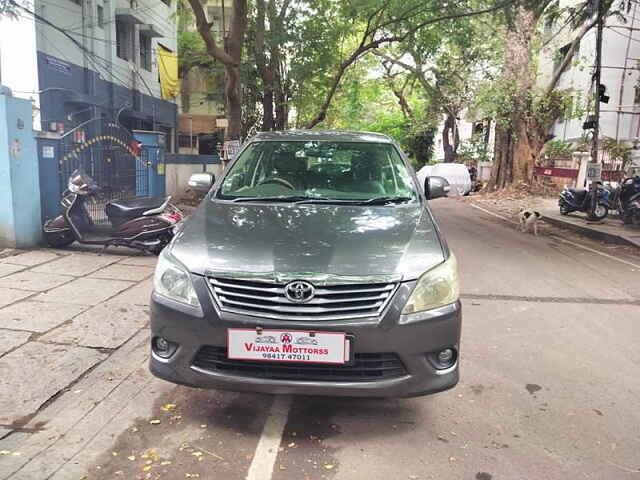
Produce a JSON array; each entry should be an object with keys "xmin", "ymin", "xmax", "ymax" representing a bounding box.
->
[
  {"xmin": 538, "ymin": 0, "xmax": 640, "ymax": 166},
  {"xmin": 0, "ymin": 0, "xmax": 178, "ymax": 145}
]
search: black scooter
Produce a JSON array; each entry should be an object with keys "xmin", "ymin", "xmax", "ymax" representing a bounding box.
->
[
  {"xmin": 616, "ymin": 176, "xmax": 640, "ymax": 225},
  {"xmin": 43, "ymin": 169, "xmax": 182, "ymax": 254},
  {"xmin": 558, "ymin": 183, "xmax": 611, "ymax": 220}
]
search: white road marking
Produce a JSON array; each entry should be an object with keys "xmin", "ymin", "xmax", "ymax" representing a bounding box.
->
[
  {"xmin": 469, "ymin": 202, "xmax": 517, "ymax": 224},
  {"xmin": 550, "ymin": 236, "xmax": 640, "ymax": 270},
  {"xmin": 246, "ymin": 394, "xmax": 292, "ymax": 480},
  {"xmin": 469, "ymin": 202, "xmax": 640, "ymax": 270}
]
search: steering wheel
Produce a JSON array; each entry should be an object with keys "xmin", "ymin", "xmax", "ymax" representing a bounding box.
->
[{"xmin": 258, "ymin": 177, "xmax": 295, "ymax": 189}]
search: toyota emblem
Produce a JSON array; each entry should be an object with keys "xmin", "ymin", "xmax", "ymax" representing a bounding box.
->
[{"xmin": 284, "ymin": 281, "xmax": 315, "ymax": 303}]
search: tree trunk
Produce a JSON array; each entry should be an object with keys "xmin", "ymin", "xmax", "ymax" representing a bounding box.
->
[
  {"xmin": 186, "ymin": 0, "xmax": 247, "ymax": 142},
  {"xmin": 225, "ymin": 65, "xmax": 243, "ymax": 140},
  {"xmin": 273, "ymin": 54, "xmax": 288, "ymax": 130},
  {"xmin": 255, "ymin": 0, "xmax": 274, "ymax": 131},
  {"xmin": 442, "ymin": 112, "xmax": 458, "ymax": 162},
  {"xmin": 224, "ymin": 0, "xmax": 247, "ymax": 141},
  {"xmin": 488, "ymin": 6, "xmax": 538, "ymax": 189}
]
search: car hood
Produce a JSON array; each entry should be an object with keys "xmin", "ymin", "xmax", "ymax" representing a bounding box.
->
[{"xmin": 171, "ymin": 200, "xmax": 445, "ymax": 282}]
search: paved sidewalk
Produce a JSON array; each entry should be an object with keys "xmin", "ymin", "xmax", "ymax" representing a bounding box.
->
[
  {"xmin": 0, "ymin": 247, "xmax": 156, "ymax": 442},
  {"xmin": 540, "ymin": 205, "xmax": 640, "ymax": 249},
  {"xmin": 466, "ymin": 194, "xmax": 640, "ymax": 249}
]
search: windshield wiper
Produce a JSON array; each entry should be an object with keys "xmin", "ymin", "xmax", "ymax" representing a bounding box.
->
[
  {"xmin": 356, "ymin": 196, "xmax": 414, "ymax": 205},
  {"xmin": 227, "ymin": 195, "xmax": 414, "ymax": 205},
  {"xmin": 229, "ymin": 195, "xmax": 341, "ymax": 203}
]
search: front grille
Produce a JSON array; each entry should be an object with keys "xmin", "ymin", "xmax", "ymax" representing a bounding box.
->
[
  {"xmin": 208, "ymin": 277, "xmax": 398, "ymax": 320},
  {"xmin": 192, "ymin": 346, "xmax": 407, "ymax": 382}
]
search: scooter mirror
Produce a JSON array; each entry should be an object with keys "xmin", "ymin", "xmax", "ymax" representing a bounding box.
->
[{"xmin": 188, "ymin": 173, "xmax": 215, "ymax": 192}]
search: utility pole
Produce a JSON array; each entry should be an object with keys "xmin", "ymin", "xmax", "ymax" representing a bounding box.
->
[{"xmin": 589, "ymin": 0, "xmax": 605, "ymax": 219}]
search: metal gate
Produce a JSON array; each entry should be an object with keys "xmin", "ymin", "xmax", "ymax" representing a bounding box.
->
[{"xmin": 58, "ymin": 119, "xmax": 151, "ymax": 224}]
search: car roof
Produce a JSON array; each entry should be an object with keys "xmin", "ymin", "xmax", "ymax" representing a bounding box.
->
[{"xmin": 249, "ymin": 130, "xmax": 395, "ymax": 144}]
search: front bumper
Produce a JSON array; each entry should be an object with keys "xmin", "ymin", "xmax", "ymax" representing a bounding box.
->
[{"xmin": 149, "ymin": 277, "xmax": 462, "ymax": 398}]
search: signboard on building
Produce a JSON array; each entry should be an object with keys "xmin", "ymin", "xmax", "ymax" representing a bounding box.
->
[
  {"xmin": 586, "ymin": 162, "xmax": 602, "ymax": 182},
  {"xmin": 44, "ymin": 55, "xmax": 71, "ymax": 75}
]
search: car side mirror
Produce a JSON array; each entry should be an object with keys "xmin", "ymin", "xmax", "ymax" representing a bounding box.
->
[
  {"xmin": 188, "ymin": 173, "xmax": 215, "ymax": 192},
  {"xmin": 424, "ymin": 176, "xmax": 450, "ymax": 200}
]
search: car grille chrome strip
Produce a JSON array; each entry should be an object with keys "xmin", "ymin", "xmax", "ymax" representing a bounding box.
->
[{"xmin": 208, "ymin": 277, "xmax": 398, "ymax": 321}]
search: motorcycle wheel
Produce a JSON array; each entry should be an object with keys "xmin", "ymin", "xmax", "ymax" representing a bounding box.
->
[
  {"xmin": 44, "ymin": 230, "xmax": 75, "ymax": 248},
  {"xmin": 559, "ymin": 203, "xmax": 570, "ymax": 215},
  {"xmin": 593, "ymin": 204, "xmax": 608, "ymax": 220}
]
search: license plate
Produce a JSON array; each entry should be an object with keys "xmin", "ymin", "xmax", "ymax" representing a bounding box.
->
[{"xmin": 227, "ymin": 328, "xmax": 348, "ymax": 365}]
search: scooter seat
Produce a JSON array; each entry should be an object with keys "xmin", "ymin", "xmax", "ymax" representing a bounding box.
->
[
  {"xmin": 567, "ymin": 188, "xmax": 588, "ymax": 202},
  {"xmin": 106, "ymin": 196, "xmax": 168, "ymax": 219}
]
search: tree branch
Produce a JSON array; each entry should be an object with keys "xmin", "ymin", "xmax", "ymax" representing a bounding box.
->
[
  {"xmin": 186, "ymin": 0, "xmax": 235, "ymax": 66},
  {"xmin": 305, "ymin": 0, "xmax": 513, "ymax": 129},
  {"xmin": 544, "ymin": 14, "xmax": 598, "ymax": 96}
]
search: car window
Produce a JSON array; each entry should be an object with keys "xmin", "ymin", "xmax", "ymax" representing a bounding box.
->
[{"xmin": 218, "ymin": 141, "xmax": 418, "ymax": 202}]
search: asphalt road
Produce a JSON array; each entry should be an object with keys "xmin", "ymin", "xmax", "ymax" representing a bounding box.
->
[{"xmin": 4, "ymin": 198, "xmax": 639, "ymax": 480}]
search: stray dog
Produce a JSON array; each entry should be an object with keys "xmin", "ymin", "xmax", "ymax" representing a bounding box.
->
[{"xmin": 518, "ymin": 209, "xmax": 542, "ymax": 236}]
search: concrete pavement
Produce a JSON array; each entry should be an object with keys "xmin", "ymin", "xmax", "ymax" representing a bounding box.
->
[{"xmin": 1, "ymin": 199, "xmax": 639, "ymax": 480}]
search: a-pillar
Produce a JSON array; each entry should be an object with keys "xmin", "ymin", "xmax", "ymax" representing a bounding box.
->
[{"xmin": 0, "ymin": 88, "xmax": 42, "ymax": 248}]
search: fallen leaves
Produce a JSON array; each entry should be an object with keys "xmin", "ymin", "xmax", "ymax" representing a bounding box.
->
[
  {"xmin": 160, "ymin": 403, "xmax": 177, "ymax": 411},
  {"xmin": 324, "ymin": 464, "xmax": 335, "ymax": 470},
  {"xmin": 149, "ymin": 419, "xmax": 161, "ymax": 425}
]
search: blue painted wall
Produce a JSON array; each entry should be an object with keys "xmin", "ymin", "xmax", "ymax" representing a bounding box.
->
[
  {"xmin": 0, "ymin": 92, "xmax": 43, "ymax": 248},
  {"xmin": 37, "ymin": 52, "xmax": 176, "ymax": 131}
]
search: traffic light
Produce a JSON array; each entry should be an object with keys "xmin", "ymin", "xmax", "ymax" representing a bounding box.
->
[{"xmin": 598, "ymin": 84, "xmax": 610, "ymax": 103}]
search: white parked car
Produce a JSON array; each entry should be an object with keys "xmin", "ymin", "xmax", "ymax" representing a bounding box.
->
[{"xmin": 429, "ymin": 163, "xmax": 472, "ymax": 197}]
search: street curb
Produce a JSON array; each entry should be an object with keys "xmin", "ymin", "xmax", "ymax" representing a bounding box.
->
[{"xmin": 541, "ymin": 213, "xmax": 640, "ymax": 250}]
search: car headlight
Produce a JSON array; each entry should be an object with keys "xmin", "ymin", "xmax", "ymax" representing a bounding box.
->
[
  {"xmin": 153, "ymin": 249, "xmax": 200, "ymax": 307},
  {"xmin": 402, "ymin": 254, "xmax": 459, "ymax": 315}
]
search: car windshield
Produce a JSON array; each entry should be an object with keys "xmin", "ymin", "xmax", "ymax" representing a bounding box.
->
[{"xmin": 217, "ymin": 141, "xmax": 418, "ymax": 203}]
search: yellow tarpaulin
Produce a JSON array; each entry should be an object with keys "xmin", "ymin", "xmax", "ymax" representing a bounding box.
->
[{"xmin": 158, "ymin": 45, "xmax": 179, "ymax": 100}]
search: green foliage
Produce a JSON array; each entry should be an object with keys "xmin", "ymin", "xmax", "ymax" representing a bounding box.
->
[
  {"xmin": 458, "ymin": 135, "xmax": 492, "ymax": 164},
  {"xmin": 176, "ymin": 1, "xmax": 216, "ymax": 75},
  {"xmin": 543, "ymin": 139, "xmax": 575, "ymax": 159},
  {"xmin": 474, "ymin": 77, "xmax": 583, "ymax": 131},
  {"xmin": 601, "ymin": 137, "xmax": 633, "ymax": 169}
]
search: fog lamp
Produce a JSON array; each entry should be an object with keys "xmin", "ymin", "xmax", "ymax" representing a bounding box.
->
[
  {"xmin": 437, "ymin": 348, "xmax": 455, "ymax": 368},
  {"xmin": 153, "ymin": 337, "xmax": 177, "ymax": 358}
]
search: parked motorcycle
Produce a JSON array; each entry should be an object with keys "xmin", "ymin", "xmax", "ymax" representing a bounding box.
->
[
  {"xmin": 43, "ymin": 169, "xmax": 182, "ymax": 254},
  {"xmin": 616, "ymin": 176, "xmax": 640, "ymax": 225},
  {"xmin": 558, "ymin": 183, "xmax": 611, "ymax": 220}
]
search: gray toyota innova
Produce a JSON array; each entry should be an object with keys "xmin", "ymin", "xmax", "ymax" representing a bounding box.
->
[{"xmin": 150, "ymin": 130, "xmax": 461, "ymax": 397}]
